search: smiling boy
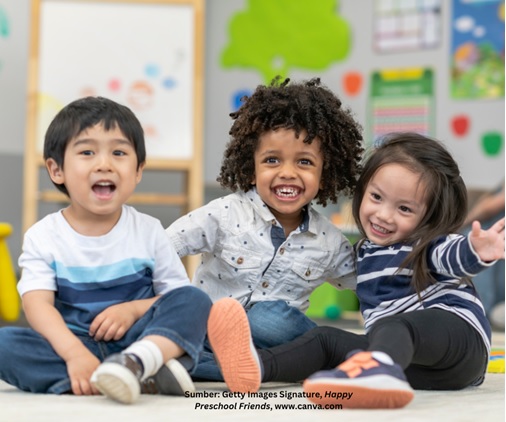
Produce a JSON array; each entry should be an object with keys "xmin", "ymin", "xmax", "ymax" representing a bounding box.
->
[
  {"xmin": 0, "ymin": 96, "xmax": 212, "ymax": 404},
  {"xmin": 166, "ymin": 77, "xmax": 364, "ymax": 385}
]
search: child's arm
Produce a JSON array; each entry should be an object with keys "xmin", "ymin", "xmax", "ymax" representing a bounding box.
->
[
  {"xmin": 89, "ymin": 296, "xmax": 160, "ymax": 341},
  {"xmin": 469, "ymin": 217, "xmax": 505, "ymax": 262},
  {"xmin": 22, "ymin": 290, "xmax": 101, "ymax": 396},
  {"xmin": 166, "ymin": 201, "xmax": 223, "ymax": 257}
]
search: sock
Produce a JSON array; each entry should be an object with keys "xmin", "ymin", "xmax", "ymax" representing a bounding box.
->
[
  {"xmin": 123, "ymin": 340, "xmax": 164, "ymax": 381},
  {"xmin": 371, "ymin": 351, "xmax": 394, "ymax": 365}
]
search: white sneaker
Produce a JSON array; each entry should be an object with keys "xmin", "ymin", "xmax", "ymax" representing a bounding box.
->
[{"xmin": 91, "ymin": 353, "xmax": 142, "ymax": 404}]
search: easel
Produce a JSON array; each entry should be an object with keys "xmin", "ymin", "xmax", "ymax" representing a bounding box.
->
[{"xmin": 23, "ymin": 0, "xmax": 205, "ymax": 276}]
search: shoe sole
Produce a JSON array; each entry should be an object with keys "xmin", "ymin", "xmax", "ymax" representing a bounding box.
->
[
  {"xmin": 207, "ymin": 298, "xmax": 261, "ymax": 393},
  {"xmin": 91, "ymin": 362, "xmax": 140, "ymax": 404},
  {"xmin": 303, "ymin": 376, "xmax": 414, "ymax": 409}
]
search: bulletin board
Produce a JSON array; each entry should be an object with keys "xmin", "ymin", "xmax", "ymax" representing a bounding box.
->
[{"xmin": 23, "ymin": 0, "xmax": 205, "ymax": 236}]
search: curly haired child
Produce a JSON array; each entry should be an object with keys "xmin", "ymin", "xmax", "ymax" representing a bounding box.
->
[
  {"xmin": 209, "ymin": 132, "xmax": 504, "ymax": 403},
  {"xmin": 166, "ymin": 77, "xmax": 363, "ymax": 382}
]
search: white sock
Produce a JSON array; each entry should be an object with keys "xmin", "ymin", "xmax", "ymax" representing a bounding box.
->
[
  {"xmin": 123, "ymin": 340, "xmax": 164, "ymax": 381},
  {"xmin": 371, "ymin": 351, "xmax": 394, "ymax": 365}
]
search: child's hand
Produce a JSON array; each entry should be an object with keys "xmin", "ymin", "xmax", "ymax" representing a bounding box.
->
[
  {"xmin": 66, "ymin": 349, "xmax": 101, "ymax": 395},
  {"xmin": 469, "ymin": 217, "xmax": 505, "ymax": 262},
  {"xmin": 89, "ymin": 302, "xmax": 137, "ymax": 341}
]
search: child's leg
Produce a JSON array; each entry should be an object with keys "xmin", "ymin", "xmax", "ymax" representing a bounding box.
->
[
  {"xmin": 246, "ymin": 300, "xmax": 317, "ymax": 349},
  {"xmin": 91, "ymin": 286, "xmax": 212, "ymax": 404},
  {"xmin": 370, "ymin": 309, "xmax": 488, "ymax": 390},
  {"xmin": 207, "ymin": 298, "xmax": 262, "ymax": 393},
  {"xmin": 303, "ymin": 309, "xmax": 488, "ymax": 409},
  {"xmin": 191, "ymin": 300, "xmax": 319, "ymax": 382},
  {"xmin": 258, "ymin": 326, "xmax": 367, "ymax": 382},
  {"xmin": 189, "ymin": 340, "xmax": 224, "ymax": 381},
  {"xmin": 0, "ymin": 326, "xmax": 98, "ymax": 394}
]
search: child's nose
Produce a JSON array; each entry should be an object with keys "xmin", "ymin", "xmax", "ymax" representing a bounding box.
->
[
  {"xmin": 376, "ymin": 205, "xmax": 393, "ymax": 222},
  {"xmin": 95, "ymin": 154, "xmax": 113, "ymax": 171},
  {"xmin": 279, "ymin": 162, "xmax": 296, "ymax": 178}
]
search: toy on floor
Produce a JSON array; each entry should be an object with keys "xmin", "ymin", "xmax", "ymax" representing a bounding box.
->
[
  {"xmin": 306, "ymin": 282, "xmax": 359, "ymax": 320},
  {"xmin": 487, "ymin": 349, "xmax": 505, "ymax": 373},
  {"xmin": 0, "ymin": 223, "xmax": 20, "ymax": 321}
]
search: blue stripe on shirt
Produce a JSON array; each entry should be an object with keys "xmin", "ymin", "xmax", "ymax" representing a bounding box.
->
[
  {"xmin": 56, "ymin": 269, "xmax": 154, "ymax": 304},
  {"xmin": 52, "ymin": 258, "xmax": 155, "ymax": 284}
]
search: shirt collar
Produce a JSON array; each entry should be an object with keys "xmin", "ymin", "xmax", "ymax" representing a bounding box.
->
[{"xmin": 242, "ymin": 188, "xmax": 313, "ymax": 234}]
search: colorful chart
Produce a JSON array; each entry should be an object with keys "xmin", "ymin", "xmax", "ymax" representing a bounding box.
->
[
  {"xmin": 374, "ymin": 0, "xmax": 441, "ymax": 52},
  {"xmin": 369, "ymin": 68, "xmax": 434, "ymax": 143}
]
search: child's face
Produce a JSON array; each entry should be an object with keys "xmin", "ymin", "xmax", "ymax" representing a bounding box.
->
[
  {"xmin": 46, "ymin": 123, "xmax": 143, "ymax": 233},
  {"xmin": 359, "ymin": 163, "xmax": 427, "ymax": 246},
  {"xmin": 252, "ymin": 128, "xmax": 323, "ymax": 224}
]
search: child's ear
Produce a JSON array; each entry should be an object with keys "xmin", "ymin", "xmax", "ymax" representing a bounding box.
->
[
  {"xmin": 136, "ymin": 161, "xmax": 145, "ymax": 184},
  {"xmin": 45, "ymin": 158, "xmax": 64, "ymax": 184}
]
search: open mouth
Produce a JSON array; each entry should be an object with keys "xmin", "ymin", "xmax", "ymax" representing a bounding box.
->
[
  {"xmin": 371, "ymin": 223, "xmax": 391, "ymax": 234},
  {"xmin": 274, "ymin": 186, "xmax": 301, "ymax": 198},
  {"xmin": 92, "ymin": 181, "xmax": 116, "ymax": 197}
]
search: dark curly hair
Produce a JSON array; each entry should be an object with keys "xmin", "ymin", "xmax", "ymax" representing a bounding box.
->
[{"xmin": 217, "ymin": 77, "xmax": 364, "ymax": 206}]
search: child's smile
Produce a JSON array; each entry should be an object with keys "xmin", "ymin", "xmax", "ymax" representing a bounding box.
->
[
  {"xmin": 359, "ymin": 163, "xmax": 427, "ymax": 246},
  {"xmin": 92, "ymin": 180, "xmax": 117, "ymax": 200},
  {"xmin": 45, "ymin": 123, "xmax": 144, "ymax": 235},
  {"xmin": 273, "ymin": 185, "xmax": 302, "ymax": 200},
  {"xmin": 253, "ymin": 128, "xmax": 323, "ymax": 232}
]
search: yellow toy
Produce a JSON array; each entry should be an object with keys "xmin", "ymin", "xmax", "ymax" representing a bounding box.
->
[
  {"xmin": 0, "ymin": 223, "xmax": 20, "ymax": 321},
  {"xmin": 487, "ymin": 349, "xmax": 505, "ymax": 373}
]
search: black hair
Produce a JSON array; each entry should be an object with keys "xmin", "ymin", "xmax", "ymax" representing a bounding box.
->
[
  {"xmin": 351, "ymin": 132, "xmax": 469, "ymax": 294},
  {"xmin": 217, "ymin": 77, "xmax": 364, "ymax": 206},
  {"xmin": 43, "ymin": 96, "xmax": 146, "ymax": 196}
]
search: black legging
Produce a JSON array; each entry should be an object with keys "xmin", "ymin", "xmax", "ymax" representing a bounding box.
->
[{"xmin": 258, "ymin": 309, "xmax": 488, "ymax": 390}]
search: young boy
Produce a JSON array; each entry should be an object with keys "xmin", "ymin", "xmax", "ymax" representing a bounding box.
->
[
  {"xmin": 166, "ymin": 77, "xmax": 364, "ymax": 380},
  {"xmin": 0, "ymin": 96, "xmax": 212, "ymax": 404}
]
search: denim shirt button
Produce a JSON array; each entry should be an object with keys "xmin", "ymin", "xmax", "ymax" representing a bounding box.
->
[{"xmin": 262, "ymin": 281, "xmax": 269, "ymax": 288}]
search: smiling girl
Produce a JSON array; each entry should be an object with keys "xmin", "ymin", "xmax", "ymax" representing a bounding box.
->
[{"xmin": 239, "ymin": 133, "xmax": 504, "ymax": 408}]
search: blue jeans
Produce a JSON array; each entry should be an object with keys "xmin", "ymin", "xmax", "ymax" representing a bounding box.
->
[
  {"xmin": 192, "ymin": 300, "xmax": 317, "ymax": 381},
  {"xmin": 0, "ymin": 286, "xmax": 211, "ymax": 394}
]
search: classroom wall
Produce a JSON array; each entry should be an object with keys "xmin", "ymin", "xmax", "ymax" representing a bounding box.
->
[{"xmin": 0, "ymin": 0, "xmax": 504, "ymax": 270}]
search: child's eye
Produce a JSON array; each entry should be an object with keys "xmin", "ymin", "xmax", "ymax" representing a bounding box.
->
[
  {"xmin": 113, "ymin": 150, "xmax": 127, "ymax": 156},
  {"xmin": 399, "ymin": 205, "xmax": 412, "ymax": 213},
  {"xmin": 371, "ymin": 193, "xmax": 381, "ymax": 201},
  {"xmin": 299, "ymin": 159, "xmax": 313, "ymax": 166},
  {"xmin": 264, "ymin": 157, "xmax": 279, "ymax": 164},
  {"xmin": 80, "ymin": 150, "xmax": 94, "ymax": 156}
]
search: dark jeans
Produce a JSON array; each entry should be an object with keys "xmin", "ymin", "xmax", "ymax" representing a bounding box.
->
[
  {"xmin": 259, "ymin": 309, "xmax": 488, "ymax": 390},
  {"xmin": 0, "ymin": 286, "xmax": 211, "ymax": 394}
]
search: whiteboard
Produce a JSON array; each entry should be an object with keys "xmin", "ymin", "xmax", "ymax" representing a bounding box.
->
[{"xmin": 36, "ymin": 0, "xmax": 195, "ymax": 159}]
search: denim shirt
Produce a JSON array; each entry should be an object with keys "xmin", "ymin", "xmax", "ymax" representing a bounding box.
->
[{"xmin": 166, "ymin": 189, "xmax": 356, "ymax": 311}]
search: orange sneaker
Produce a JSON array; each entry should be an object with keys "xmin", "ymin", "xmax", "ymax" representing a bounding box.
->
[{"xmin": 207, "ymin": 298, "xmax": 262, "ymax": 393}]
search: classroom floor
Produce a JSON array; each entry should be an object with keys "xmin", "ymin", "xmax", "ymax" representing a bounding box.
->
[{"xmin": 1, "ymin": 316, "xmax": 504, "ymax": 422}]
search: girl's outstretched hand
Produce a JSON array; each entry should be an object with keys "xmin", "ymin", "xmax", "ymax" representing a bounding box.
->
[{"xmin": 470, "ymin": 217, "xmax": 505, "ymax": 262}]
